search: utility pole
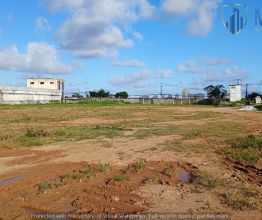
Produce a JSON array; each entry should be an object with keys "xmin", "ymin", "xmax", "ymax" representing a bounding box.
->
[
  {"xmin": 245, "ymin": 84, "xmax": 249, "ymax": 98},
  {"xmin": 160, "ymin": 83, "xmax": 163, "ymax": 97}
]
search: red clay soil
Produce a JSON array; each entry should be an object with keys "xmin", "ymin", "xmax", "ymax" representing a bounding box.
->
[
  {"xmin": 222, "ymin": 157, "xmax": 262, "ymax": 186},
  {"xmin": 0, "ymin": 160, "xmax": 198, "ymax": 220}
]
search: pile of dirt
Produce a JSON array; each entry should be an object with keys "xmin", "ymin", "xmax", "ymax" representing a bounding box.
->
[
  {"xmin": 239, "ymin": 106, "xmax": 258, "ymax": 111},
  {"xmin": 0, "ymin": 160, "xmax": 198, "ymax": 219}
]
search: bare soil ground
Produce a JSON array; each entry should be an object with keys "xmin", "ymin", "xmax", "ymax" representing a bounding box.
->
[{"xmin": 0, "ymin": 104, "xmax": 261, "ymax": 220}]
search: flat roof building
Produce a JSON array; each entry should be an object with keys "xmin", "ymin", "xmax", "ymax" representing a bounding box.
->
[{"xmin": 27, "ymin": 78, "xmax": 65, "ymax": 98}]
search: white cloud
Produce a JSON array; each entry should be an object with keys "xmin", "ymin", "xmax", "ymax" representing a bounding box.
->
[
  {"xmin": 202, "ymin": 57, "xmax": 232, "ymax": 66},
  {"xmin": 45, "ymin": 0, "xmax": 156, "ymax": 19},
  {"xmin": 177, "ymin": 60, "xmax": 210, "ymax": 74},
  {"xmin": 0, "ymin": 42, "xmax": 72, "ymax": 74},
  {"xmin": 44, "ymin": 0, "xmax": 87, "ymax": 11},
  {"xmin": 161, "ymin": 0, "xmax": 196, "ymax": 17},
  {"xmin": 44, "ymin": 0, "xmax": 155, "ymax": 58},
  {"xmin": 109, "ymin": 69, "xmax": 172, "ymax": 87},
  {"xmin": 35, "ymin": 17, "xmax": 52, "ymax": 32},
  {"xmin": 177, "ymin": 59, "xmax": 248, "ymax": 86},
  {"xmin": 161, "ymin": 0, "xmax": 218, "ymax": 36},
  {"xmin": 186, "ymin": 0, "xmax": 218, "ymax": 36},
  {"xmin": 112, "ymin": 59, "xmax": 145, "ymax": 68}
]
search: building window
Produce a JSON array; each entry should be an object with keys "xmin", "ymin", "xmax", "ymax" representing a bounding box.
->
[
  {"xmin": 40, "ymin": 82, "xmax": 45, "ymax": 85},
  {"xmin": 30, "ymin": 82, "xmax": 34, "ymax": 85},
  {"xmin": 50, "ymin": 82, "xmax": 54, "ymax": 85}
]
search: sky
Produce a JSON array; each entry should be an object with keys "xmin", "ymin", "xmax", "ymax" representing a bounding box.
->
[{"xmin": 0, "ymin": 0, "xmax": 261, "ymax": 97}]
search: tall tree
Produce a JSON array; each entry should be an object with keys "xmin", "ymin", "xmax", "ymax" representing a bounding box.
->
[
  {"xmin": 204, "ymin": 85, "xmax": 227, "ymax": 99},
  {"xmin": 247, "ymin": 92, "xmax": 261, "ymax": 100}
]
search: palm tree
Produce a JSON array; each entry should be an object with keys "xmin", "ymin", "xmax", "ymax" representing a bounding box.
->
[{"xmin": 204, "ymin": 85, "xmax": 227, "ymax": 99}]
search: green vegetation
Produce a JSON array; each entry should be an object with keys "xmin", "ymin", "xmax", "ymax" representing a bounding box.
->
[
  {"xmin": 219, "ymin": 193, "xmax": 257, "ymax": 210},
  {"xmin": 97, "ymin": 164, "xmax": 111, "ymax": 174},
  {"xmin": 204, "ymin": 85, "xmax": 227, "ymax": 100},
  {"xmin": 113, "ymin": 175, "xmax": 128, "ymax": 182},
  {"xmin": 164, "ymin": 164, "xmax": 175, "ymax": 177},
  {"xmin": 131, "ymin": 159, "xmax": 147, "ymax": 172},
  {"xmin": 256, "ymin": 105, "xmax": 262, "ymax": 111},
  {"xmin": 80, "ymin": 167, "xmax": 94, "ymax": 179},
  {"xmin": 224, "ymin": 135, "xmax": 262, "ymax": 165},
  {"xmin": 25, "ymin": 129, "xmax": 37, "ymax": 138},
  {"xmin": 61, "ymin": 164, "xmax": 111, "ymax": 181},
  {"xmin": 194, "ymin": 173, "xmax": 216, "ymax": 189},
  {"xmin": 38, "ymin": 182, "xmax": 53, "ymax": 193},
  {"xmin": 115, "ymin": 91, "xmax": 129, "ymax": 99}
]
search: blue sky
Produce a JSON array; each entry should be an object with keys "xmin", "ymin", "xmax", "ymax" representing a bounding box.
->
[{"xmin": 0, "ymin": 0, "xmax": 261, "ymax": 96}]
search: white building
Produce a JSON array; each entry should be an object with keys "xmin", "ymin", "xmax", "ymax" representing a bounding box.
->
[
  {"xmin": 229, "ymin": 84, "xmax": 242, "ymax": 102},
  {"xmin": 0, "ymin": 78, "xmax": 65, "ymax": 105},
  {"xmin": 27, "ymin": 78, "xmax": 65, "ymax": 98},
  {"xmin": 0, "ymin": 85, "xmax": 63, "ymax": 105}
]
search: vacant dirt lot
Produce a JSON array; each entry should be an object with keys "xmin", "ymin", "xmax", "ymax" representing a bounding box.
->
[{"xmin": 0, "ymin": 103, "xmax": 261, "ymax": 220}]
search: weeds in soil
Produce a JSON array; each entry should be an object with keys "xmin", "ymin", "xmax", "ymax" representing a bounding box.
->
[
  {"xmin": 97, "ymin": 164, "xmax": 111, "ymax": 174},
  {"xmin": 38, "ymin": 182, "xmax": 53, "ymax": 193},
  {"xmin": 164, "ymin": 164, "xmax": 175, "ymax": 177},
  {"xmin": 113, "ymin": 175, "xmax": 128, "ymax": 182},
  {"xmin": 194, "ymin": 173, "xmax": 216, "ymax": 189},
  {"xmin": 224, "ymin": 135, "xmax": 262, "ymax": 165},
  {"xmin": 219, "ymin": 193, "xmax": 257, "ymax": 210},
  {"xmin": 80, "ymin": 167, "xmax": 94, "ymax": 179},
  {"xmin": 131, "ymin": 159, "xmax": 147, "ymax": 172}
]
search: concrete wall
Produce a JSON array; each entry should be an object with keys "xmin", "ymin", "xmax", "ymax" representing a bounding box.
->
[
  {"xmin": 0, "ymin": 85, "xmax": 62, "ymax": 105},
  {"xmin": 64, "ymin": 97, "xmax": 204, "ymax": 105}
]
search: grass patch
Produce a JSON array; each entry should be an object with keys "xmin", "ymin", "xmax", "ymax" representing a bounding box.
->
[
  {"xmin": 194, "ymin": 173, "xmax": 216, "ymax": 189},
  {"xmin": 131, "ymin": 159, "xmax": 147, "ymax": 172},
  {"xmin": 164, "ymin": 164, "xmax": 175, "ymax": 177},
  {"xmin": 160, "ymin": 139, "xmax": 205, "ymax": 154},
  {"xmin": 219, "ymin": 193, "xmax": 257, "ymax": 210},
  {"xmin": 61, "ymin": 164, "xmax": 111, "ymax": 181},
  {"xmin": 97, "ymin": 164, "xmax": 111, "ymax": 174},
  {"xmin": 25, "ymin": 129, "xmax": 37, "ymax": 138},
  {"xmin": 80, "ymin": 167, "xmax": 95, "ymax": 179},
  {"xmin": 53, "ymin": 125, "xmax": 124, "ymax": 141},
  {"xmin": 38, "ymin": 182, "xmax": 53, "ymax": 193},
  {"xmin": 113, "ymin": 175, "xmax": 128, "ymax": 182},
  {"xmin": 224, "ymin": 135, "xmax": 262, "ymax": 165}
]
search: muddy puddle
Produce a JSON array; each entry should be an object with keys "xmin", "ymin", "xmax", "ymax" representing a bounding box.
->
[
  {"xmin": 179, "ymin": 172, "xmax": 193, "ymax": 183},
  {"xmin": 0, "ymin": 160, "xmax": 198, "ymax": 219},
  {"xmin": 0, "ymin": 176, "xmax": 24, "ymax": 186}
]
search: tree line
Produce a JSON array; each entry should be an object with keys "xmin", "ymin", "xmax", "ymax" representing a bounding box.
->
[{"xmin": 70, "ymin": 89, "xmax": 128, "ymax": 99}]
